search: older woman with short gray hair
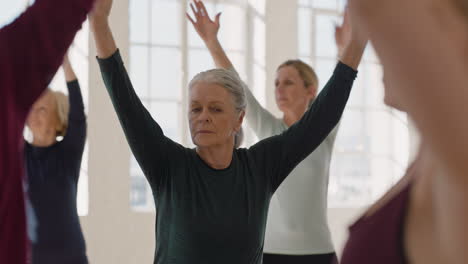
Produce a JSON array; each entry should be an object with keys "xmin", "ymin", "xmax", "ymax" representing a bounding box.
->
[{"xmin": 90, "ymin": 0, "xmax": 360, "ymax": 263}]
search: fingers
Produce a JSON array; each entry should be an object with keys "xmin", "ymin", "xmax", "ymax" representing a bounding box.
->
[
  {"xmin": 197, "ymin": 0, "xmax": 209, "ymax": 18},
  {"xmin": 186, "ymin": 12, "xmax": 196, "ymax": 25},
  {"xmin": 215, "ymin": 12, "xmax": 221, "ymax": 26},
  {"xmin": 190, "ymin": 2, "xmax": 199, "ymax": 20}
]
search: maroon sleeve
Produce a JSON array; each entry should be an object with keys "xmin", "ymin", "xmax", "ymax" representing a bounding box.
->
[
  {"xmin": 0, "ymin": 0, "xmax": 95, "ymax": 115},
  {"xmin": 0, "ymin": 1, "xmax": 94, "ymax": 264}
]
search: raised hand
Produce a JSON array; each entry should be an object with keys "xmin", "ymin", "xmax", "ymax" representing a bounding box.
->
[
  {"xmin": 334, "ymin": 6, "xmax": 368, "ymax": 70},
  {"xmin": 335, "ymin": 8, "xmax": 352, "ymax": 58},
  {"xmin": 89, "ymin": 0, "xmax": 117, "ymax": 58},
  {"xmin": 186, "ymin": 0, "xmax": 221, "ymax": 44},
  {"xmin": 89, "ymin": 0, "xmax": 113, "ymax": 23}
]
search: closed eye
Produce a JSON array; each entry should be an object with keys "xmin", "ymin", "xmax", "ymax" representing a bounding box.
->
[
  {"xmin": 191, "ymin": 107, "xmax": 202, "ymax": 113},
  {"xmin": 210, "ymin": 107, "xmax": 223, "ymax": 113}
]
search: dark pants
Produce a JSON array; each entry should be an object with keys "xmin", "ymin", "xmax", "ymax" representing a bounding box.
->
[{"xmin": 263, "ymin": 253, "xmax": 338, "ymax": 264}]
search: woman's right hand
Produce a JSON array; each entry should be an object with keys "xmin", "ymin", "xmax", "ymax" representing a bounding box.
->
[{"xmin": 186, "ymin": 0, "xmax": 222, "ymax": 44}]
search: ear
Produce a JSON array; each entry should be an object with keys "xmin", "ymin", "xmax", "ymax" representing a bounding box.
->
[
  {"xmin": 306, "ymin": 84, "xmax": 318, "ymax": 100},
  {"xmin": 236, "ymin": 110, "xmax": 246, "ymax": 131}
]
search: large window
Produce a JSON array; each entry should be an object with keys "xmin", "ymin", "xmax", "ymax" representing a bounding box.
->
[
  {"xmin": 129, "ymin": 0, "xmax": 263, "ymax": 211},
  {"xmin": 298, "ymin": 0, "xmax": 410, "ymax": 207}
]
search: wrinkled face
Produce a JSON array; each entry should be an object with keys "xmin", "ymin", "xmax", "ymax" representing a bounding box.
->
[
  {"xmin": 275, "ymin": 66, "xmax": 316, "ymax": 113},
  {"xmin": 189, "ymin": 82, "xmax": 244, "ymax": 148},
  {"xmin": 26, "ymin": 91, "xmax": 61, "ymax": 138}
]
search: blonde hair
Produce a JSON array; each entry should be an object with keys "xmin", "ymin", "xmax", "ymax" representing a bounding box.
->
[
  {"xmin": 277, "ymin": 60, "xmax": 319, "ymax": 89},
  {"xmin": 50, "ymin": 90, "xmax": 70, "ymax": 137},
  {"xmin": 189, "ymin": 69, "xmax": 246, "ymax": 148}
]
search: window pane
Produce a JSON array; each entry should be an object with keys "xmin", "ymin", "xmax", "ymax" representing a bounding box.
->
[
  {"xmin": 312, "ymin": 0, "xmax": 337, "ymax": 10},
  {"xmin": 248, "ymin": 0, "xmax": 266, "ymax": 16},
  {"xmin": 187, "ymin": 2, "xmax": 216, "ymax": 48},
  {"xmin": 315, "ymin": 14, "xmax": 339, "ymax": 58},
  {"xmin": 253, "ymin": 64, "xmax": 266, "ymax": 105},
  {"xmin": 347, "ymin": 69, "xmax": 365, "ymax": 107},
  {"xmin": 392, "ymin": 114, "xmax": 409, "ymax": 167},
  {"xmin": 363, "ymin": 62, "xmax": 385, "ymax": 108},
  {"xmin": 130, "ymin": 156, "xmax": 154, "ymax": 210},
  {"xmin": 253, "ymin": 15, "xmax": 266, "ymax": 66},
  {"xmin": 150, "ymin": 102, "xmax": 182, "ymax": 143},
  {"xmin": 298, "ymin": 8, "xmax": 312, "ymax": 57},
  {"xmin": 151, "ymin": 0, "xmax": 181, "ymax": 46},
  {"xmin": 150, "ymin": 47, "xmax": 182, "ymax": 100},
  {"xmin": 130, "ymin": 148, "xmax": 157, "ymax": 211},
  {"xmin": 329, "ymin": 153, "xmax": 370, "ymax": 207},
  {"xmin": 368, "ymin": 157, "xmax": 398, "ymax": 198},
  {"xmin": 188, "ymin": 49, "xmax": 215, "ymax": 81},
  {"xmin": 334, "ymin": 109, "xmax": 366, "ymax": 152},
  {"xmin": 337, "ymin": 0, "xmax": 347, "ymax": 12},
  {"xmin": 130, "ymin": 46, "xmax": 150, "ymax": 98},
  {"xmin": 219, "ymin": 4, "xmax": 246, "ymax": 51},
  {"xmin": 299, "ymin": 56, "xmax": 313, "ymax": 66},
  {"xmin": 364, "ymin": 43, "xmax": 379, "ymax": 63},
  {"xmin": 367, "ymin": 110, "xmax": 393, "ymax": 157},
  {"xmin": 314, "ymin": 58, "xmax": 336, "ymax": 91},
  {"xmin": 130, "ymin": 175, "xmax": 151, "ymax": 208},
  {"xmin": 227, "ymin": 51, "xmax": 247, "ymax": 80},
  {"xmin": 298, "ymin": 0, "xmax": 312, "ymax": 7},
  {"xmin": 130, "ymin": 0, "xmax": 149, "ymax": 43}
]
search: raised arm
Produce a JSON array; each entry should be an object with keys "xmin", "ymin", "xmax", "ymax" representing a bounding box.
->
[
  {"xmin": 251, "ymin": 9, "xmax": 367, "ymax": 191},
  {"xmin": 336, "ymin": 7, "xmax": 367, "ymax": 71},
  {"xmin": 90, "ymin": 0, "xmax": 182, "ymax": 187},
  {"xmin": 0, "ymin": 0, "xmax": 95, "ymax": 114},
  {"xmin": 350, "ymin": 0, "xmax": 468, "ymax": 179},
  {"xmin": 61, "ymin": 55, "xmax": 87, "ymax": 160},
  {"xmin": 348, "ymin": 0, "xmax": 468, "ymax": 261},
  {"xmin": 187, "ymin": 0, "xmax": 279, "ymax": 138},
  {"xmin": 63, "ymin": 53, "xmax": 78, "ymax": 82}
]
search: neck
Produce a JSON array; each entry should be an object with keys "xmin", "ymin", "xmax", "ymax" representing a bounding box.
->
[
  {"xmin": 282, "ymin": 105, "xmax": 308, "ymax": 127},
  {"xmin": 196, "ymin": 143, "xmax": 234, "ymax": 170},
  {"xmin": 32, "ymin": 133, "xmax": 56, "ymax": 147}
]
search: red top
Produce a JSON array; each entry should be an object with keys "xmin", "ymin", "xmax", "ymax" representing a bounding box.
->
[
  {"xmin": 338, "ymin": 180, "xmax": 413, "ymax": 264},
  {"xmin": 0, "ymin": 0, "xmax": 94, "ymax": 263}
]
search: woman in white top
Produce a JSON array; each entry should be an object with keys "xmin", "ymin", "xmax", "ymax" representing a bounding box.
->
[{"xmin": 187, "ymin": 1, "xmax": 367, "ymax": 263}]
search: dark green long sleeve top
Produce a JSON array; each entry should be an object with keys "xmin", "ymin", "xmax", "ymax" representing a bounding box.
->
[{"xmin": 97, "ymin": 50, "xmax": 357, "ymax": 264}]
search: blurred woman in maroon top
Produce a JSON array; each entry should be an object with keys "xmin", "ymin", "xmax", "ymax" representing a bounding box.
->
[
  {"xmin": 339, "ymin": 0, "xmax": 468, "ymax": 263},
  {"xmin": 0, "ymin": 0, "xmax": 95, "ymax": 263}
]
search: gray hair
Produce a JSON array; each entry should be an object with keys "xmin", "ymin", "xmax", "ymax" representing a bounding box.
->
[{"xmin": 189, "ymin": 69, "xmax": 246, "ymax": 148}]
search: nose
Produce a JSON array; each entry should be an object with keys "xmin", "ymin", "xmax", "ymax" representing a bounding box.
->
[
  {"xmin": 197, "ymin": 108, "xmax": 211, "ymax": 123},
  {"xmin": 276, "ymin": 84, "xmax": 287, "ymax": 93}
]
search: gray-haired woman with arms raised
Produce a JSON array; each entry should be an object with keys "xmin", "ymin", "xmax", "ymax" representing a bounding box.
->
[
  {"xmin": 89, "ymin": 0, "xmax": 362, "ymax": 263},
  {"xmin": 187, "ymin": 1, "xmax": 367, "ymax": 263}
]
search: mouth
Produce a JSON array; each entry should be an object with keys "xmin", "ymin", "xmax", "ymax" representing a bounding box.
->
[{"xmin": 196, "ymin": 130, "xmax": 215, "ymax": 135}]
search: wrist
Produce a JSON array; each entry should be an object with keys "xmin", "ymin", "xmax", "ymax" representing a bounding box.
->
[
  {"xmin": 89, "ymin": 17, "xmax": 110, "ymax": 31},
  {"xmin": 204, "ymin": 38, "xmax": 221, "ymax": 48}
]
